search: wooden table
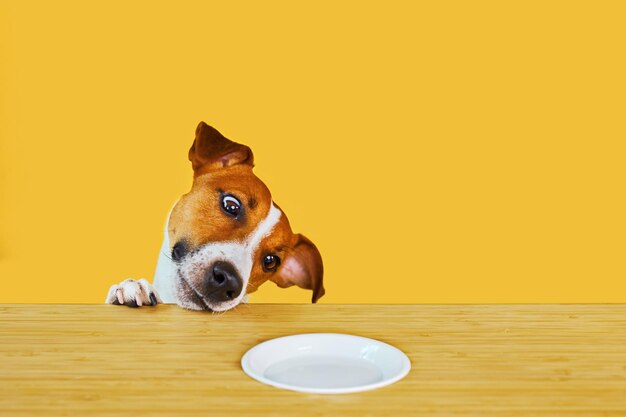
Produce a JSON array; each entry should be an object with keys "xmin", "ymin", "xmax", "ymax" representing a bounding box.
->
[{"xmin": 1, "ymin": 304, "xmax": 625, "ymax": 416}]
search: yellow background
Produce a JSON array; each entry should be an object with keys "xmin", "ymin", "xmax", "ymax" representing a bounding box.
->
[{"xmin": 1, "ymin": 1, "xmax": 624, "ymax": 304}]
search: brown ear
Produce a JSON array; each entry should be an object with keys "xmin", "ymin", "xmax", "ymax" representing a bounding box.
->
[
  {"xmin": 271, "ymin": 234, "xmax": 325, "ymax": 303},
  {"xmin": 188, "ymin": 122, "xmax": 254, "ymax": 172}
]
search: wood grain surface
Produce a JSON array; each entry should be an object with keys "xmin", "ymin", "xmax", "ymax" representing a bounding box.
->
[{"xmin": 1, "ymin": 304, "xmax": 625, "ymax": 416}]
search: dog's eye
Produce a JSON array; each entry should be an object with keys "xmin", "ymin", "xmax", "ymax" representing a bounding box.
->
[
  {"xmin": 221, "ymin": 195, "xmax": 241, "ymax": 217},
  {"xmin": 262, "ymin": 254, "xmax": 281, "ymax": 272},
  {"xmin": 171, "ymin": 241, "xmax": 188, "ymax": 261}
]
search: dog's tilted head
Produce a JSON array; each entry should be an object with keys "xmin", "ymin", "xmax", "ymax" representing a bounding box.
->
[{"xmin": 167, "ymin": 122, "xmax": 324, "ymax": 311}]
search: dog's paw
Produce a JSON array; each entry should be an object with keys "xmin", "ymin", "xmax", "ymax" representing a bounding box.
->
[{"xmin": 105, "ymin": 279, "xmax": 162, "ymax": 307}]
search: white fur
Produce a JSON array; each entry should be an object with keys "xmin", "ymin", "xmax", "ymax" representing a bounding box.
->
[{"xmin": 152, "ymin": 203, "xmax": 177, "ymax": 303}]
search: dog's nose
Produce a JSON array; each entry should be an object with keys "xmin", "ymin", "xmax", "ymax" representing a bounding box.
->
[{"xmin": 205, "ymin": 261, "xmax": 243, "ymax": 302}]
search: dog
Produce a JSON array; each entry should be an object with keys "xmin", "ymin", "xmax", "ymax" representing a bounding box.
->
[{"xmin": 105, "ymin": 122, "xmax": 324, "ymax": 311}]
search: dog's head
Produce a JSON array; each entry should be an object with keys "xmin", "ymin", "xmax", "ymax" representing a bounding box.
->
[{"xmin": 167, "ymin": 122, "xmax": 324, "ymax": 311}]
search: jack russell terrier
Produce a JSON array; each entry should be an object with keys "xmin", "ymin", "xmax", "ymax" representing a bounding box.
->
[{"xmin": 105, "ymin": 122, "xmax": 324, "ymax": 311}]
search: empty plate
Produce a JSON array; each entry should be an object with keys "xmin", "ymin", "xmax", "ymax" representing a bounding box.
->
[{"xmin": 241, "ymin": 333, "xmax": 411, "ymax": 394}]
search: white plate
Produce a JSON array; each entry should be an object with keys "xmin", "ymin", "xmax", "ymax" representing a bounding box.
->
[{"xmin": 241, "ymin": 333, "xmax": 411, "ymax": 394}]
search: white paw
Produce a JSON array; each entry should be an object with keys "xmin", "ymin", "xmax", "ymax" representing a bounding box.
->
[{"xmin": 105, "ymin": 278, "xmax": 162, "ymax": 307}]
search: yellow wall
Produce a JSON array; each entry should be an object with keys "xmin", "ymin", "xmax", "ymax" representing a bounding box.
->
[{"xmin": 1, "ymin": 1, "xmax": 624, "ymax": 304}]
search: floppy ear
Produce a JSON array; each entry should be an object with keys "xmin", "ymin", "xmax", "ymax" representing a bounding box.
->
[
  {"xmin": 271, "ymin": 234, "xmax": 325, "ymax": 303},
  {"xmin": 188, "ymin": 121, "xmax": 254, "ymax": 172}
]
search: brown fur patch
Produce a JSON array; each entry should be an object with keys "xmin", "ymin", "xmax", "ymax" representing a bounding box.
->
[{"xmin": 168, "ymin": 165, "xmax": 272, "ymax": 249}]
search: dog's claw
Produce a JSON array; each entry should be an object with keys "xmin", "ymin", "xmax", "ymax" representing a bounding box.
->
[{"xmin": 106, "ymin": 279, "xmax": 161, "ymax": 308}]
